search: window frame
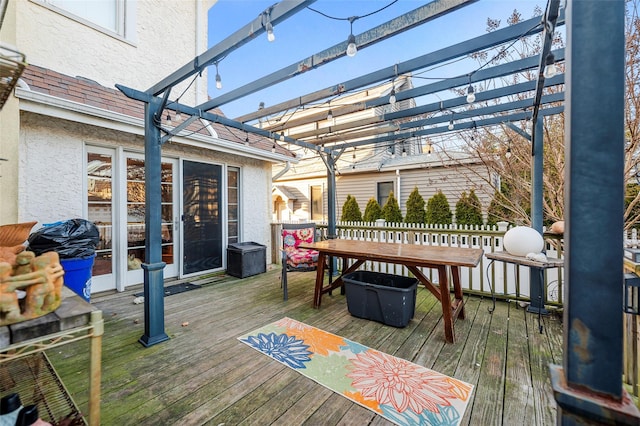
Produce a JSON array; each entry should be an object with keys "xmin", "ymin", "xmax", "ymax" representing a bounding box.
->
[{"xmin": 377, "ymin": 181, "xmax": 394, "ymax": 207}]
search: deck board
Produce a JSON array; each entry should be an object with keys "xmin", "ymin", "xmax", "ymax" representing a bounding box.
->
[{"xmin": 45, "ymin": 267, "xmax": 563, "ymax": 425}]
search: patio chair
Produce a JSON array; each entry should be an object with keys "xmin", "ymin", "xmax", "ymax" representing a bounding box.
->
[{"xmin": 281, "ymin": 223, "xmax": 321, "ymax": 300}]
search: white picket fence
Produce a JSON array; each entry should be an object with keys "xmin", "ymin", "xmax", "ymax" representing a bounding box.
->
[{"xmin": 273, "ymin": 221, "xmax": 565, "ymax": 307}]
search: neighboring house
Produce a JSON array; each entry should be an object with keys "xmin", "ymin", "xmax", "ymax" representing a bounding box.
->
[
  {"xmin": 273, "ymin": 149, "xmax": 494, "ymax": 223},
  {"xmin": 270, "ymin": 75, "xmax": 493, "ymax": 221},
  {"xmin": 0, "ymin": 0, "xmax": 293, "ymax": 294}
]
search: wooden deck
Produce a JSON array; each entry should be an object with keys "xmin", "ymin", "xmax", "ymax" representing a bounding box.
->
[{"xmin": 46, "ymin": 266, "xmax": 563, "ymax": 425}]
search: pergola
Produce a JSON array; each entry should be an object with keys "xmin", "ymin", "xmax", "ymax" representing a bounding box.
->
[{"xmin": 118, "ymin": 1, "xmax": 638, "ymax": 423}]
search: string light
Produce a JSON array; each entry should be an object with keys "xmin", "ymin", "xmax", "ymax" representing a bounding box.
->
[
  {"xmin": 327, "ymin": 109, "xmax": 333, "ymax": 121},
  {"xmin": 505, "ymin": 146, "xmax": 512, "ymax": 158},
  {"xmin": 389, "ymin": 88, "xmax": 396, "ymax": 106},
  {"xmin": 174, "ymin": 97, "xmax": 182, "ymax": 121},
  {"xmin": 424, "ymin": 143, "xmax": 434, "ymax": 157},
  {"xmin": 466, "ymin": 84, "xmax": 476, "ymax": 104},
  {"xmin": 245, "ymin": 133, "xmax": 250, "ymax": 146},
  {"xmin": 165, "ymin": 112, "xmax": 172, "ymax": 126},
  {"xmin": 543, "ymin": 52, "xmax": 557, "ymax": 79},
  {"xmin": 214, "ymin": 63, "xmax": 222, "ymax": 90},
  {"xmin": 280, "ymin": 132, "xmax": 285, "ymax": 141},
  {"xmin": 346, "ymin": 17, "xmax": 357, "ymax": 57},
  {"xmin": 402, "ymin": 146, "xmax": 407, "ymax": 157},
  {"xmin": 264, "ymin": 9, "xmax": 275, "ymax": 42},
  {"xmin": 272, "ymin": 141, "xmax": 276, "ymax": 153}
]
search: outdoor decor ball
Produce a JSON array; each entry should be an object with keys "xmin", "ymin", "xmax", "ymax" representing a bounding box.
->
[{"xmin": 503, "ymin": 226, "xmax": 544, "ymax": 257}]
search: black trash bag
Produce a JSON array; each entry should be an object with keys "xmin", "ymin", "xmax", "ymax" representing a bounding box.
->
[{"xmin": 27, "ymin": 218, "xmax": 99, "ymax": 259}]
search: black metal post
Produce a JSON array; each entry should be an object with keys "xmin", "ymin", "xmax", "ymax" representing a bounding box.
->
[
  {"xmin": 528, "ymin": 117, "xmax": 548, "ymax": 316},
  {"xmin": 326, "ymin": 153, "xmax": 339, "ymax": 280},
  {"xmin": 550, "ymin": 1, "xmax": 640, "ymax": 423},
  {"xmin": 139, "ymin": 98, "xmax": 169, "ymax": 347}
]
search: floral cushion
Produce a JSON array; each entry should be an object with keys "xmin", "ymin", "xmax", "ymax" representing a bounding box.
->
[{"xmin": 283, "ymin": 228, "xmax": 319, "ymax": 270}]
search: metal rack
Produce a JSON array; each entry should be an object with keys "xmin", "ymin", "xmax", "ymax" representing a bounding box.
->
[
  {"xmin": 0, "ymin": 43, "xmax": 26, "ymax": 111},
  {"xmin": 0, "ymin": 296, "xmax": 102, "ymax": 426}
]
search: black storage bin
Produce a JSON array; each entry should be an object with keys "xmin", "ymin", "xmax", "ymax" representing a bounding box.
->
[
  {"xmin": 343, "ymin": 271, "xmax": 418, "ymax": 327},
  {"xmin": 226, "ymin": 242, "xmax": 267, "ymax": 278}
]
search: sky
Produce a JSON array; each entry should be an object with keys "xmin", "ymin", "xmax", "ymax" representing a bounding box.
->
[{"xmin": 206, "ymin": 0, "xmax": 547, "ymax": 121}]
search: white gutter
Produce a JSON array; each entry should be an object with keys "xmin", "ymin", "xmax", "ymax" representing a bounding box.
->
[
  {"xmin": 15, "ymin": 87, "xmax": 296, "ymax": 163},
  {"xmin": 272, "ymin": 161, "xmax": 291, "ymax": 181}
]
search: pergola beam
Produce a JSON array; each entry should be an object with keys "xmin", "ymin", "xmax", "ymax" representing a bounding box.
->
[
  {"xmin": 265, "ymin": 49, "xmax": 565, "ymax": 135},
  {"xmin": 233, "ymin": 11, "xmax": 561, "ymax": 124},
  {"xmin": 117, "ymin": 84, "xmax": 333, "ymax": 155},
  {"xmin": 146, "ymin": 0, "xmax": 318, "ymax": 96},
  {"xmin": 202, "ymin": 0, "xmax": 479, "ymax": 116},
  {"xmin": 338, "ymin": 105, "xmax": 564, "ymax": 151}
]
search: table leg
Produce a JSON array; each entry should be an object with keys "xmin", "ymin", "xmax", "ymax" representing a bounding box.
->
[
  {"xmin": 437, "ymin": 266, "xmax": 455, "ymax": 343},
  {"xmin": 313, "ymin": 252, "xmax": 327, "ymax": 308},
  {"xmin": 451, "ymin": 266, "xmax": 465, "ymax": 320}
]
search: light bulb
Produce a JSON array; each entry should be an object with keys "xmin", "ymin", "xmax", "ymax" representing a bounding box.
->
[
  {"xmin": 175, "ymin": 111, "xmax": 182, "ymax": 121},
  {"xmin": 327, "ymin": 109, "xmax": 333, "ymax": 120},
  {"xmin": 543, "ymin": 63, "xmax": 557, "ymax": 79},
  {"xmin": 272, "ymin": 143, "xmax": 276, "ymax": 153},
  {"xmin": 544, "ymin": 52, "xmax": 557, "ymax": 79},
  {"xmin": 280, "ymin": 132, "xmax": 285, "ymax": 142},
  {"xmin": 466, "ymin": 84, "xmax": 475, "ymax": 104},
  {"xmin": 215, "ymin": 72, "xmax": 222, "ymax": 90},
  {"xmin": 505, "ymin": 147, "xmax": 512, "ymax": 158},
  {"xmin": 266, "ymin": 22, "xmax": 275, "ymax": 42},
  {"xmin": 402, "ymin": 147, "xmax": 407, "ymax": 157},
  {"xmin": 346, "ymin": 34, "xmax": 357, "ymax": 57},
  {"xmin": 424, "ymin": 143, "xmax": 433, "ymax": 156},
  {"xmin": 389, "ymin": 89, "xmax": 396, "ymax": 106},
  {"xmin": 448, "ymin": 120, "xmax": 454, "ymax": 131},
  {"xmin": 166, "ymin": 112, "xmax": 172, "ymax": 126}
]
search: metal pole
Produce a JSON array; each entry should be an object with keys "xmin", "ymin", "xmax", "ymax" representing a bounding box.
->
[
  {"xmin": 550, "ymin": 1, "xmax": 640, "ymax": 423},
  {"xmin": 528, "ymin": 117, "xmax": 547, "ymax": 315},
  {"xmin": 139, "ymin": 98, "xmax": 169, "ymax": 347},
  {"xmin": 326, "ymin": 153, "xmax": 338, "ymax": 277}
]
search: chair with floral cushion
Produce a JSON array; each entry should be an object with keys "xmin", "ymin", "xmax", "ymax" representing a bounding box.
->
[{"xmin": 281, "ymin": 223, "xmax": 321, "ymax": 300}]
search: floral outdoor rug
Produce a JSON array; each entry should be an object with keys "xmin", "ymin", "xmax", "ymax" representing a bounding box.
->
[{"xmin": 237, "ymin": 317, "xmax": 473, "ymax": 426}]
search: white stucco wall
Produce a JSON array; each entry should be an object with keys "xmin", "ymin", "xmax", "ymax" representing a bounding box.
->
[
  {"xmin": 19, "ymin": 111, "xmax": 274, "ymax": 264},
  {"xmin": 17, "ymin": 0, "xmax": 215, "ymax": 105},
  {"xmin": 19, "ymin": 114, "xmax": 86, "ymax": 224}
]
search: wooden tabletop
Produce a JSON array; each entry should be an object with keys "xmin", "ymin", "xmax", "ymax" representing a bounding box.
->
[
  {"xmin": 485, "ymin": 251, "xmax": 564, "ymax": 269},
  {"xmin": 300, "ymin": 239, "xmax": 484, "ymax": 268}
]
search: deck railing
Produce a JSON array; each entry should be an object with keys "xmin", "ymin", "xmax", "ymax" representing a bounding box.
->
[{"xmin": 272, "ymin": 221, "xmax": 564, "ymax": 308}]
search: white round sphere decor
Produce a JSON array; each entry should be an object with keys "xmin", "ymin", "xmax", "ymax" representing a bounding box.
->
[{"xmin": 503, "ymin": 226, "xmax": 544, "ymax": 257}]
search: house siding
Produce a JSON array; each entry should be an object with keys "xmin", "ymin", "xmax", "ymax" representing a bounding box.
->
[{"xmin": 277, "ymin": 161, "xmax": 493, "ymax": 222}]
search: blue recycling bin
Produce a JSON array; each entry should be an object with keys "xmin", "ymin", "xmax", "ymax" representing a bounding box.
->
[{"xmin": 60, "ymin": 254, "xmax": 96, "ymax": 302}]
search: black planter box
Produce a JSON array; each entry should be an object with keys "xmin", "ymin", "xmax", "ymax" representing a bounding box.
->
[
  {"xmin": 226, "ymin": 242, "xmax": 266, "ymax": 278},
  {"xmin": 343, "ymin": 271, "xmax": 418, "ymax": 328}
]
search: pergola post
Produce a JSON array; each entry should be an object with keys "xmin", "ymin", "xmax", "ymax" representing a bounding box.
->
[
  {"xmin": 138, "ymin": 98, "xmax": 169, "ymax": 348},
  {"xmin": 326, "ymin": 152, "xmax": 338, "ymax": 276},
  {"xmin": 528, "ymin": 117, "xmax": 547, "ymax": 315},
  {"xmin": 549, "ymin": 1, "xmax": 640, "ymax": 423}
]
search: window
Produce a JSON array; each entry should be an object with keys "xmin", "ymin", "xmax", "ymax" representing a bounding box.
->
[
  {"xmin": 35, "ymin": 0, "xmax": 135, "ymax": 39},
  {"xmin": 310, "ymin": 185, "xmax": 323, "ymax": 221},
  {"xmin": 227, "ymin": 167, "xmax": 240, "ymax": 244},
  {"xmin": 377, "ymin": 181, "xmax": 394, "ymax": 207}
]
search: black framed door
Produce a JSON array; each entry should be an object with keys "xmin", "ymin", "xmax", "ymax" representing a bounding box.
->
[{"xmin": 182, "ymin": 160, "xmax": 223, "ymax": 275}]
